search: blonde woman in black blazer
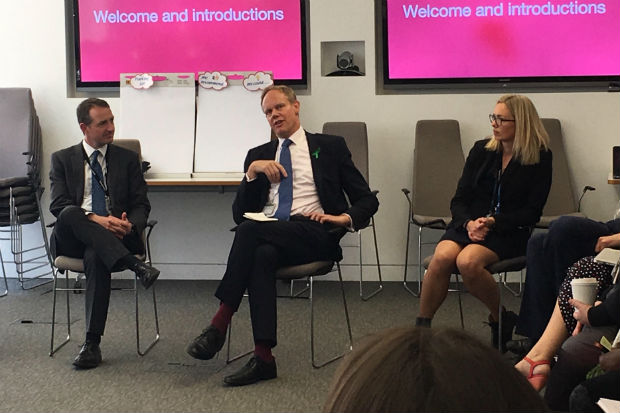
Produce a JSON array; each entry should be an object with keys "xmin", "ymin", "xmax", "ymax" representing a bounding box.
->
[{"xmin": 416, "ymin": 95, "xmax": 552, "ymax": 351}]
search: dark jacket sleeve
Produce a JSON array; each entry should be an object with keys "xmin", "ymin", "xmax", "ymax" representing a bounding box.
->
[
  {"xmin": 49, "ymin": 150, "xmax": 76, "ymax": 218},
  {"xmin": 232, "ymin": 148, "xmax": 271, "ymax": 225},
  {"xmin": 493, "ymin": 149, "xmax": 553, "ymax": 233},
  {"xmin": 588, "ymin": 284, "xmax": 620, "ymax": 327},
  {"xmin": 449, "ymin": 141, "xmax": 486, "ymax": 229}
]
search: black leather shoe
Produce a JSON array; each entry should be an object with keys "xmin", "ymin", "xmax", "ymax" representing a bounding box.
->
[
  {"xmin": 487, "ymin": 310, "xmax": 518, "ymax": 352},
  {"xmin": 506, "ymin": 338, "xmax": 533, "ymax": 357},
  {"xmin": 223, "ymin": 356, "xmax": 277, "ymax": 386},
  {"xmin": 73, "ymin": 342, "xmax": 102, "ymax": 369},
  {"xmin": 186, "ymin": 325, "xmax": 226, "ymax": 360},
  {"xmin": 132, "ymin": 262, "xmax": 160, "ymax": 289}
]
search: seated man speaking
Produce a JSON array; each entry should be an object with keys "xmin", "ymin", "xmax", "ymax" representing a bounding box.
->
[
  {"xmin": 49, "ymin": 98, "xmax": 160, "ymax": 369},
  {"xmin": 186, "ymin": 85, "xmax": 379, "ymax": 386}
]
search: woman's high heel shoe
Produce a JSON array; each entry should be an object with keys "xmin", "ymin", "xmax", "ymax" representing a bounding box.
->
[{"xmin": 523, "ymin": 356, "xmax": 551, "ymax": 391}]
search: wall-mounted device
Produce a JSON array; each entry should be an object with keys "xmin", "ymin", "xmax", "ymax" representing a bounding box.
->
[{"xmin": 327, "ymin": 50, "xmax": 364, "ymax": 76}]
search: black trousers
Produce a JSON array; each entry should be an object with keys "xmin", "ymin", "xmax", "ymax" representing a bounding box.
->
[
  {"xmin": 214, "ymin": 218, "xmax": 342, "ymax": 347},
  {"xmin": 569, "ymin": 370, "xmax": 620, "ymax": 412},
  {"xmin": 50, "ymin": 206, "xmax": 143, "ymax": 336},
  {"xmin": 515, "ymin": 216, "xmax": 620, "ymax": 341},
  {"xmin": 545, "ymin": 325, "xmax": 618, "ymax": 411}
]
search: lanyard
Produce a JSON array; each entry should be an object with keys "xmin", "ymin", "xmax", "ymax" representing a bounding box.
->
[
  {"xmin": 81, "ymin": 147, "xmax": 109, "ymax": 197},
  {"xmin": 490, "ymin": 168, "xmax": 502, "ymax": 216}
]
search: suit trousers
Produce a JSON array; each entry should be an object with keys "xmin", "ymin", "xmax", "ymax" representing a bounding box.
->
[
  {"xmin": 214, "ymin": 218, "xmax": 341, "ymax": 347},
  {"xmin": 51, "ymin": 205, "xmax": 142, "ymax": 336},
  {"xmin": 515, "ymin": 216, "xmax": 620, "ymax": 341}
]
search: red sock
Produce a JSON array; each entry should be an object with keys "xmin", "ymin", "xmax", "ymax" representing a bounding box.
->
[
  {"xmin": 254, "ymin": 342, "xmax": 274, "ymax": 362},
  {"xmin": 210, "ymin": 302, "xmax": 234, "ymax": 334}
]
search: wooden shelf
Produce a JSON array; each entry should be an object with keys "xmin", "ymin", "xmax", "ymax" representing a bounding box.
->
[{"xmin": 146, "ymin": 173, "xmax": 242, "ymax": 187}]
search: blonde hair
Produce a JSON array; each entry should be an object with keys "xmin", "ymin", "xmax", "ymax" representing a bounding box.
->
[
  {"xmin": 485, "ymin": 94, "xmax": 549, "ymax": 165},
  {"xmin": 260, "ymin": 85, "xmax": 297, "ymax": 105},
  {"xmin": 323, "ymin": 327, "xmax": 549, "ymax": 412}
]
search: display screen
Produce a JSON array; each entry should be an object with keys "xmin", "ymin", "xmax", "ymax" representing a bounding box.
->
[
  {"xmin": 72, "ymin": 0, "xmax": 306, "ymax": 88},
  {"xmin": 383, "ymin": 0, "xmax": 620, "ymax": 86}
]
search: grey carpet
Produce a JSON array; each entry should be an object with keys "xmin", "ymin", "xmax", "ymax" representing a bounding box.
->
[{"xmin": 0, "ymin": 278, "xmax": 523, "ymax": 412}]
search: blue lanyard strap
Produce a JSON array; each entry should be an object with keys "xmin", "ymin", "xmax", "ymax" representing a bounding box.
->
[{"xmin": 491, "ymin": 168, "xmax": 501, "ymax": 216}]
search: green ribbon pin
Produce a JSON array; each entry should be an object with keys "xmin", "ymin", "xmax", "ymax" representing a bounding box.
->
[{"xmin": 312, "ymin": 147, "xmax": 321, "ymax": 159}]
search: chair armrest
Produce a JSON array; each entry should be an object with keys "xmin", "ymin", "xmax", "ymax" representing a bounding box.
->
[{"xmin": 401, "ymin": 188, "xmax": 413, "ymax": 210}]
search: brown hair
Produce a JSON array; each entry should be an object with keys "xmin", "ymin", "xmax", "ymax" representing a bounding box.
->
[
  {"xmin": 76, "ymin": 98, "xmax": 110, "ymax": 126},
  {"xmin": 323, "ymin": 326, "xmax": 549, "ymax": 412},
  {"xmin": 485, "ymin": 94, "xmax": 550, "ymax": 165},
  {"xmin": 260, "ymin": 85, "xmax": 297, "ymax": 105}
]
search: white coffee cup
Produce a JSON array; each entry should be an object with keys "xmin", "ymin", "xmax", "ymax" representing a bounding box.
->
[{"xmin": 570, "ymin": 277, "xmax": 598, "ymax": 305}]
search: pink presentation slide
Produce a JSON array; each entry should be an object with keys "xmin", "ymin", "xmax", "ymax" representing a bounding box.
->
[
  {"xmin": 386, "ymin": 0, "xmax": 620, "ymax": 79},
  {"xmin": 77, "ymin": 0, "xmax": 302, "ymax": 82}
]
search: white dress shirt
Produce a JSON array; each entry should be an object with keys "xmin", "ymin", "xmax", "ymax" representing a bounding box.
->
[{"xmin": 261, "ymin": 127, "xmax": 324, "ymax": 217}]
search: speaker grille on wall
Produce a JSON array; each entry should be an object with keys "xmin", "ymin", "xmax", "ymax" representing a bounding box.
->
[{"xmin": 613, "ymin": 146, "xmax": 620, "ymax": 179}]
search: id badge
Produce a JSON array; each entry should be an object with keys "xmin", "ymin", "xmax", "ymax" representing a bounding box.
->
[{"xmin": 105, "ymin": 195, "xmax": 112, "ymax": 214}]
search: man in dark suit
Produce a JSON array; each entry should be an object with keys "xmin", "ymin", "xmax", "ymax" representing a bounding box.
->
[
  {"xmin": 49, "ymin": 98, "xmax": 160, "ymax": 369},
  {"xmin": 186, "ymin": 85, "xmax": 379, "ymax": 386}
]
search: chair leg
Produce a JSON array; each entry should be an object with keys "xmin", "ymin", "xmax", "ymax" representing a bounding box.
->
[
  {"xmin": 0, "ymin": 248, "xmax": 8, "ymax": 297},
  {"xmin": 225, "ymin": 317, "xmax": 253, "ymax": 364},
  {"xmin": 283, "ymin": 279, "xmax": 309, "ymax": 299},
  {"xmin": 311, "ymin": 262, "xmax": 353, "ymax": 369},
  {"xmin": 11, "ymin": 189, "xmax": 53, "ymax": 290},
  {"xmin": 360, "ymin": 218, "xmax": 383, "ymax": 301},
  {"xmin": 135, "ymin": 275, "xmax": 160, "ymax": 356},
  {"xmin": 502, "ymin": 268, "xmax": 523, "ymax": 297},
  {"xmin": 498, "ymin": 272, "xmax": 505, "ymax": 353},
  {"xmin": 403, "ymin": 221, "xmax": 420, "ymax": 296},
  {"xmin": 454, "ymin": 274, "xmax": 465, "ymax": 329},
  {"xmin": 50, "ymin": 269, "xmax": 72, "ymax": 356}
]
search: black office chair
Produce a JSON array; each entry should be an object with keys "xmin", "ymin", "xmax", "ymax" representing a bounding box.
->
[
  {"xmin": 402, "ymin": 120, "xmax": 464, "ymax": 296},
  {"xmin": 226, "ymin": 260, "xmax": 353, "ymax": 369},
  {"xmin": 322, "ymin": 122, "xmax": 383, "ymax": 301}
]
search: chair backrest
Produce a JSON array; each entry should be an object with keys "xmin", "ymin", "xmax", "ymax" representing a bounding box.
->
[
  {"xmin": 113, "ymin": 138, "xmax": 152, "ymax": 174},
  {"xmin": 322, "ymin": 122, "xmax": 369, "ymax": 181},
  {"xmin": 412, "ymin": 120, "xmax": 464, "ymax": 217},
  {"xmin": 113, "ymin": 139, "xmax": 142, "ymax": 160},
  {"xmin": 540, "ymin": 118, "xmax": 578, "ymax": 216},
  {"xmin": 0, "ymin": 88, "xmax": 39, "ymax": 179}
]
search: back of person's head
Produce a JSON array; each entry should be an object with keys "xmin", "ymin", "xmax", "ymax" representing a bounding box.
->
[{"xmin": 323, "ymin": 326, "xmax": 549, "ymax": 413}]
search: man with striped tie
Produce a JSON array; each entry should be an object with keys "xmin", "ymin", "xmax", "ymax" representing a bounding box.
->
[
  {"xmin": 187, "ymin": 85, "xmax": 379, "ymax": 386},
  {"xmin": 49, "ymin": 98, "xmax": 160, "ymax": 369}
]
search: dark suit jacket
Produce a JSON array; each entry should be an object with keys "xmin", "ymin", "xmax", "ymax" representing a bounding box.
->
[
  {"xmin": 232, "ymin": 132, "xmax": 379, "ymax": 230},
  {"xmin": 49, "ymin": 142, "xmax": 150, "ymax": 235},
  {"xmin": 449, "ymin": 138, "xmax": 552, "ymax": 234}
]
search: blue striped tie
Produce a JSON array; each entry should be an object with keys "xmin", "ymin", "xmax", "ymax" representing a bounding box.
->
[
  {"xmin": 90, "ymin": 150, "xmax": 107, "ymax": 216},
  {"xmin": 273, "ymin": 139, "xmax": 293, "ymax": 220}
]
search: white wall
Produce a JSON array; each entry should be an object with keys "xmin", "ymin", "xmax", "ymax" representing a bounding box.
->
[{"xmin": 1, "ymin": 0, "xmax": 619, "ymax": 281}]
